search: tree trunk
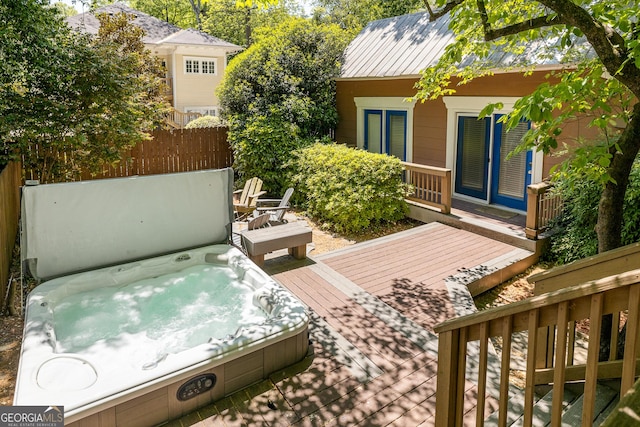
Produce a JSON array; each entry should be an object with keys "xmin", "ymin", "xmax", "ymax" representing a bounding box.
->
[{"xmin": 598, "ymin": 103, "xmax": 640, "ymax": 361}]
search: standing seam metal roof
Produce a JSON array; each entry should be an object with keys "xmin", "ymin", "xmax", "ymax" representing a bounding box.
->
[{"xmin": 340, "ymin": 11, "xmax": 591, "ymax": 79}]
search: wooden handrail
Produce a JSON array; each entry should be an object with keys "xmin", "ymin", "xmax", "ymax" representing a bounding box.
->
[
  {"xmin": 434, "ymin": 267, "xmax": 640, "ymax": 426},
  {"xmin": 401, "ymin": 161, "xmax": 452, "ymax": 214}
]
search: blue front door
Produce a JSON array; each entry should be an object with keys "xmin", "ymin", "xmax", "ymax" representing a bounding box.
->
[
  {"xmin": 455, "ymin": 116, "xmax": 491, "ymax": 200},
  {"xmin": 490, "ymin": 116, "xmax": 532, "ymax": 210},
  {"xmin": 455, "ymin": 115, "xmax": 532, "ymax": 211}
]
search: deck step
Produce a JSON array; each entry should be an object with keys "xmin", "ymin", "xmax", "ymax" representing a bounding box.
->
[
  {"xmin": 484, "ymin": 382, "xmax": 619, "ymax": 426},
  {"xmin": 484, "ymin": 387, "xmax": 578, "ymax": 426}
]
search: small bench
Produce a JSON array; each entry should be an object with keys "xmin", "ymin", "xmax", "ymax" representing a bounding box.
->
[{"xmin": 241, "ymin": 222, "xmax": 313, "ymax": 266}]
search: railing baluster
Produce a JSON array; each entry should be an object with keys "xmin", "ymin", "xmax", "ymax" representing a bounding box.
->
[
  {"xmin": 567, "ymin": 320, "xmax": 576, "ymax": 366},
  {"xmin": 582, "ymin": 293, "xmax": 603, "ymax": 427},
  {"xmin": 524, "ymin": 309, "xmax": 539, "ymax": 427},
  {"xmin": 609, "ymin": 312, "xmax": 620, "ymax": 361},
  {"xmin": 499, "ymin": 316, "xmax": 513, "ymax": 427},
  {"xmin": 621, "ymin": 284, "xmax": 640, "ymax": 393},
  {"xmin": 476, "ymin": 322, "xmax": 489, "ymax": 427},
  {"xmin": 551, "ymin": 301, "xmax": 570, "ymax": 427},
  {"xmin": 436, "ymin": 330, "xmax": 461, "ymax": 426},
  {"xmin": 456, "ymin": 327, "xmax": 468, "ymax": 427}
]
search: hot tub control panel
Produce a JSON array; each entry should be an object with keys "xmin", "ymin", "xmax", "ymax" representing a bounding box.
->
[{"xmin": 177, "ymin": 374, "xmax": 217, "ymax": 401}]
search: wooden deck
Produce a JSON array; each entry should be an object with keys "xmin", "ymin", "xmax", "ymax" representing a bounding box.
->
[{"xmin": 174, "ymin": 222, "xmax": 535, "ymax": 427}]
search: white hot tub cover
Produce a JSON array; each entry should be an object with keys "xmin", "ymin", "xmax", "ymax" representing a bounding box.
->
[{"xmin": 21, "ymin": 168, "xmax": 234, "ymax": 280}]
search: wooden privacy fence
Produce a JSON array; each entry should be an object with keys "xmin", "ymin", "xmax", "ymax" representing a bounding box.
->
[
  {"xmin": 24, "ymin": 127, "xmax": 232, "ymax": 183},
  {"xmin": 402, "ymin": 161, "xmax": 452, "ymax": 214},
  {"xmin": 0, "ymin": 162, "xmax": 22, "ymax": 311}
]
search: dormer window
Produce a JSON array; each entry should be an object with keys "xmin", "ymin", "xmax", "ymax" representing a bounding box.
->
[{"xmin": 184, "ymin": 57, "xmax": 216, "ymax": 75}]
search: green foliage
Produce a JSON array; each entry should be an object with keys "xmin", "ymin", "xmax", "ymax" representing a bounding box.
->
[
  {"xmin": 291, "ymin": 143, "xmax": 410, "ymax": 233},
  {"xmin": 548, "ymin": 159, "xmax": 640, "ymax": 264},
  {"xmin": 185, "ymin": 115, "xmax": 226, "ymax": 128},
  {"xmin": 218, "ymin": 17, "xmax": 349, "ymax": 137},
  {"xmin": 312, "ymin": 0, "xmax": 424, "ymax": 34},
  {"xmin": 129, "ymin": 0, "xmax": 196, "ymax": 27},
  {"xmin": 0, "ymin": 4, "xmax": 170, "ymax": 181},
  {"xmin": 228, "ymin": 110, "xmax": 310, "ymax": 196},
  {"xmin": 202, "ymin": 0, "xmax": 300, "ymax": 47},
  {"xmin": 219, "ymin": 16, "xmax": 349, "ymax": 194}
]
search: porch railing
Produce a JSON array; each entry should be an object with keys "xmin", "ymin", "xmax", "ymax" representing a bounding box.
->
[
  {"xmin": 164, "ymin": 108, "xmax": 202, "ymax": 129},
  {"xmin": 525, "ymin": 181, "xmax": 562, "ymax": 239},
  {"xmin": 401, "ymin": 162, "xmax": 452, "ymax": 214},
  {"xmin": 434, "ymin": 252, "xmax": 640, "ymax": 426}
]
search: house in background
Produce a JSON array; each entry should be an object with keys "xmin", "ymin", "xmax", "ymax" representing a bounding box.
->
[
  {"xmin": 335, "ymin": 12, "xmax": 598, "ymax": 212},
  {"xmin": 67, "ymin": 3, "xmax": 242, "ymax": 127}
]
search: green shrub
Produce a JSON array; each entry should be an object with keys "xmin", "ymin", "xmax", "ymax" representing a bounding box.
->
[
  {"xmin": 291, "ymin": 143, "xmax": 410, "ymax": 233},
  {"xmin": 185, "ymin": 115, "xmax": 225, "ymax": 128},
  {"xmin": 547, "ymin": 159, "xmax": 640, "ymax": 264},
  {"xmin": 228, "ymin": 111, "xmax": 311, "ymax": 196}
]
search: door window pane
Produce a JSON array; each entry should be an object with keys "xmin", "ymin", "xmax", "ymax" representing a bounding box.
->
[
  {"xmin": 497, "ymin": 122, "xmax": 528, "ymax": 198},
  {"xmin": 365, "ymin": 110, "xmax": 382, "ymax": 154},
  {"xmin": 459, "ymin": 117, "xmax": 488, "ymax": 191},
  {"xmin": 387, "ymin": 112, "xmax": 406, "ymax": 160}
]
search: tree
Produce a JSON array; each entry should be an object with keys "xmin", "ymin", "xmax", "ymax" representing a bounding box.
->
[
  {"xmin": 312, "ymin": 0, "xmax": 424, "ymax": 33},
  {"xmin": 218, "ymin": 17, "xmax": 350, "ymax": 194},
  {"xmin": 129, "ymin": 0, "xmax": 196, "ymax": 27},
  {"xmin": 0, "ymin": 2, "xmax": 170, "ymax": 181},
  {"xmin": 418, "ymin": 0, "xmax": 640, "ymax": 254},
  {"xmin": 418, "ymin": 0, "xmax": 640, "ymax": 360},
  {"xmin": 201, "ymin": 0, "xmax": 298, "ymax": 47}
]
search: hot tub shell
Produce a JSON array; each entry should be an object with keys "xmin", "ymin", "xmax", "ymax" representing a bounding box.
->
[{"xmin": 14, "ymin": 169, "xmax": 309, "ymax": 426}]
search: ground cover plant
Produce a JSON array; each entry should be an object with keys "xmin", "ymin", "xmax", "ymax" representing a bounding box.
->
[
  {"xmin": 291, "ymin": 143, "xmax": 410, "ymax": 233},
  {"xmin": 547, "ymin": 158, "xmax": 640, "ymax": 264}
]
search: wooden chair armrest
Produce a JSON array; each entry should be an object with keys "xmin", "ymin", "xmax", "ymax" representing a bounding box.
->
[
  {"xmin": 256, "ymin": 206, "xmax": 288, "ymax": 212},
  {"xmin": 256, "ymin": 198, "xmax": 283, "ymax": 206},
  {"xmin": 249, "ymin": 190, "xmax": 267, "ymax": 198}
]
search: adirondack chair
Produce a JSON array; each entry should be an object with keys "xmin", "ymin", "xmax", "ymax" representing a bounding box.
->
[
  {"xmin": 233, "ymin": 177, "xmax": 266, "ymax": 220},
  {"xmin": 231, "ymin": 213, "xmax": 270, "ymax": 252},
  {"xmin": 254, "ymin": 187, "xmax": 294, "ymax": 225}
]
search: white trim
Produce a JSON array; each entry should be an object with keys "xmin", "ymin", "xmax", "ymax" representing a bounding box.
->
[
  {"xmin": 442, "ymin": 96, "xmax": 544, "ymax": 194},
  {"xmin": 183, "ymin": 56, "xmax": 218, "ymax": 75},
  {"xmin": 354, "ymin": 97, "xmax": 416, "ymax": 162}
]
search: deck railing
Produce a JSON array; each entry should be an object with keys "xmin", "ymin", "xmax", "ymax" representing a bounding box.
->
[
  {"xmin": 434, "ymin": 251, "xmax": 640, "ymax": 426},
  {"xmin": 164, "ymin": 108, "xmax": 202, "ymax": 128},
  {"xmin": 401, "ymin": 162, "xmax": 452, "ymax": 214},
  {"xmin": 525, "ymin": 181, "xmax": 562, "ymax": 239}
]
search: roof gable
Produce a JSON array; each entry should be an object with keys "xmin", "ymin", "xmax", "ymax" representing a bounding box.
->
[{"xmin": 67, "ymin": 3, "xmax": 241, "ymax": 51}]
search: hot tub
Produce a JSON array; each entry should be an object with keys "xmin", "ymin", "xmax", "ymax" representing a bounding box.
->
[{"xmin": 14, "ymin": 169, "xmax": 309, "ymax": 425}]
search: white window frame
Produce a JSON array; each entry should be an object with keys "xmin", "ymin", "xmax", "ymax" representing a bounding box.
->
[
  {"xmin": 354, "ymin": 97, "xmax": 416, "ymax": 162},
  {"xmin": 184, "ymin": 57, "xmax": 217, "ymax": 76},
  {"xmin": 442, "ymin": 96, "xmax": 543, "ymax": 187}
]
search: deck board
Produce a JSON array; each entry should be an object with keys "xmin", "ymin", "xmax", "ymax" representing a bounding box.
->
[{"xmin": 185, "ymin": 222, "xmax": 535, "ymax": 426}]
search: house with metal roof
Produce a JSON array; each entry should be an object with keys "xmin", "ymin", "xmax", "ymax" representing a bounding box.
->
[
  {"xmin": 67, "ymin": 3, "xmax": 242, "ymax": 127},
  {"xmin": 335, "ymin": 11, "xmax": 597, "ymax": 213}
]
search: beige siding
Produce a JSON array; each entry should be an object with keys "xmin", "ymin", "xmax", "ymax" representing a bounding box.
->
[{"xmin": 174, "ymin": 53, "xmax": 225, "ymax": 111}]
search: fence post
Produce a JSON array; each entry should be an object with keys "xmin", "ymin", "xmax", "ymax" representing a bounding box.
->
[
  {"xmin": 525, "ymin": 182, "xmax": 548, "ymax": 240},
  {"xmin": 442, "ymin": 169, "xmax": 452, "ymax": 214}
]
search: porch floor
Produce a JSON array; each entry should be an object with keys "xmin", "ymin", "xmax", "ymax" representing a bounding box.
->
[{"xmin": 172, "ymin": 222, "xmax": 536, "ymax": 426}]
